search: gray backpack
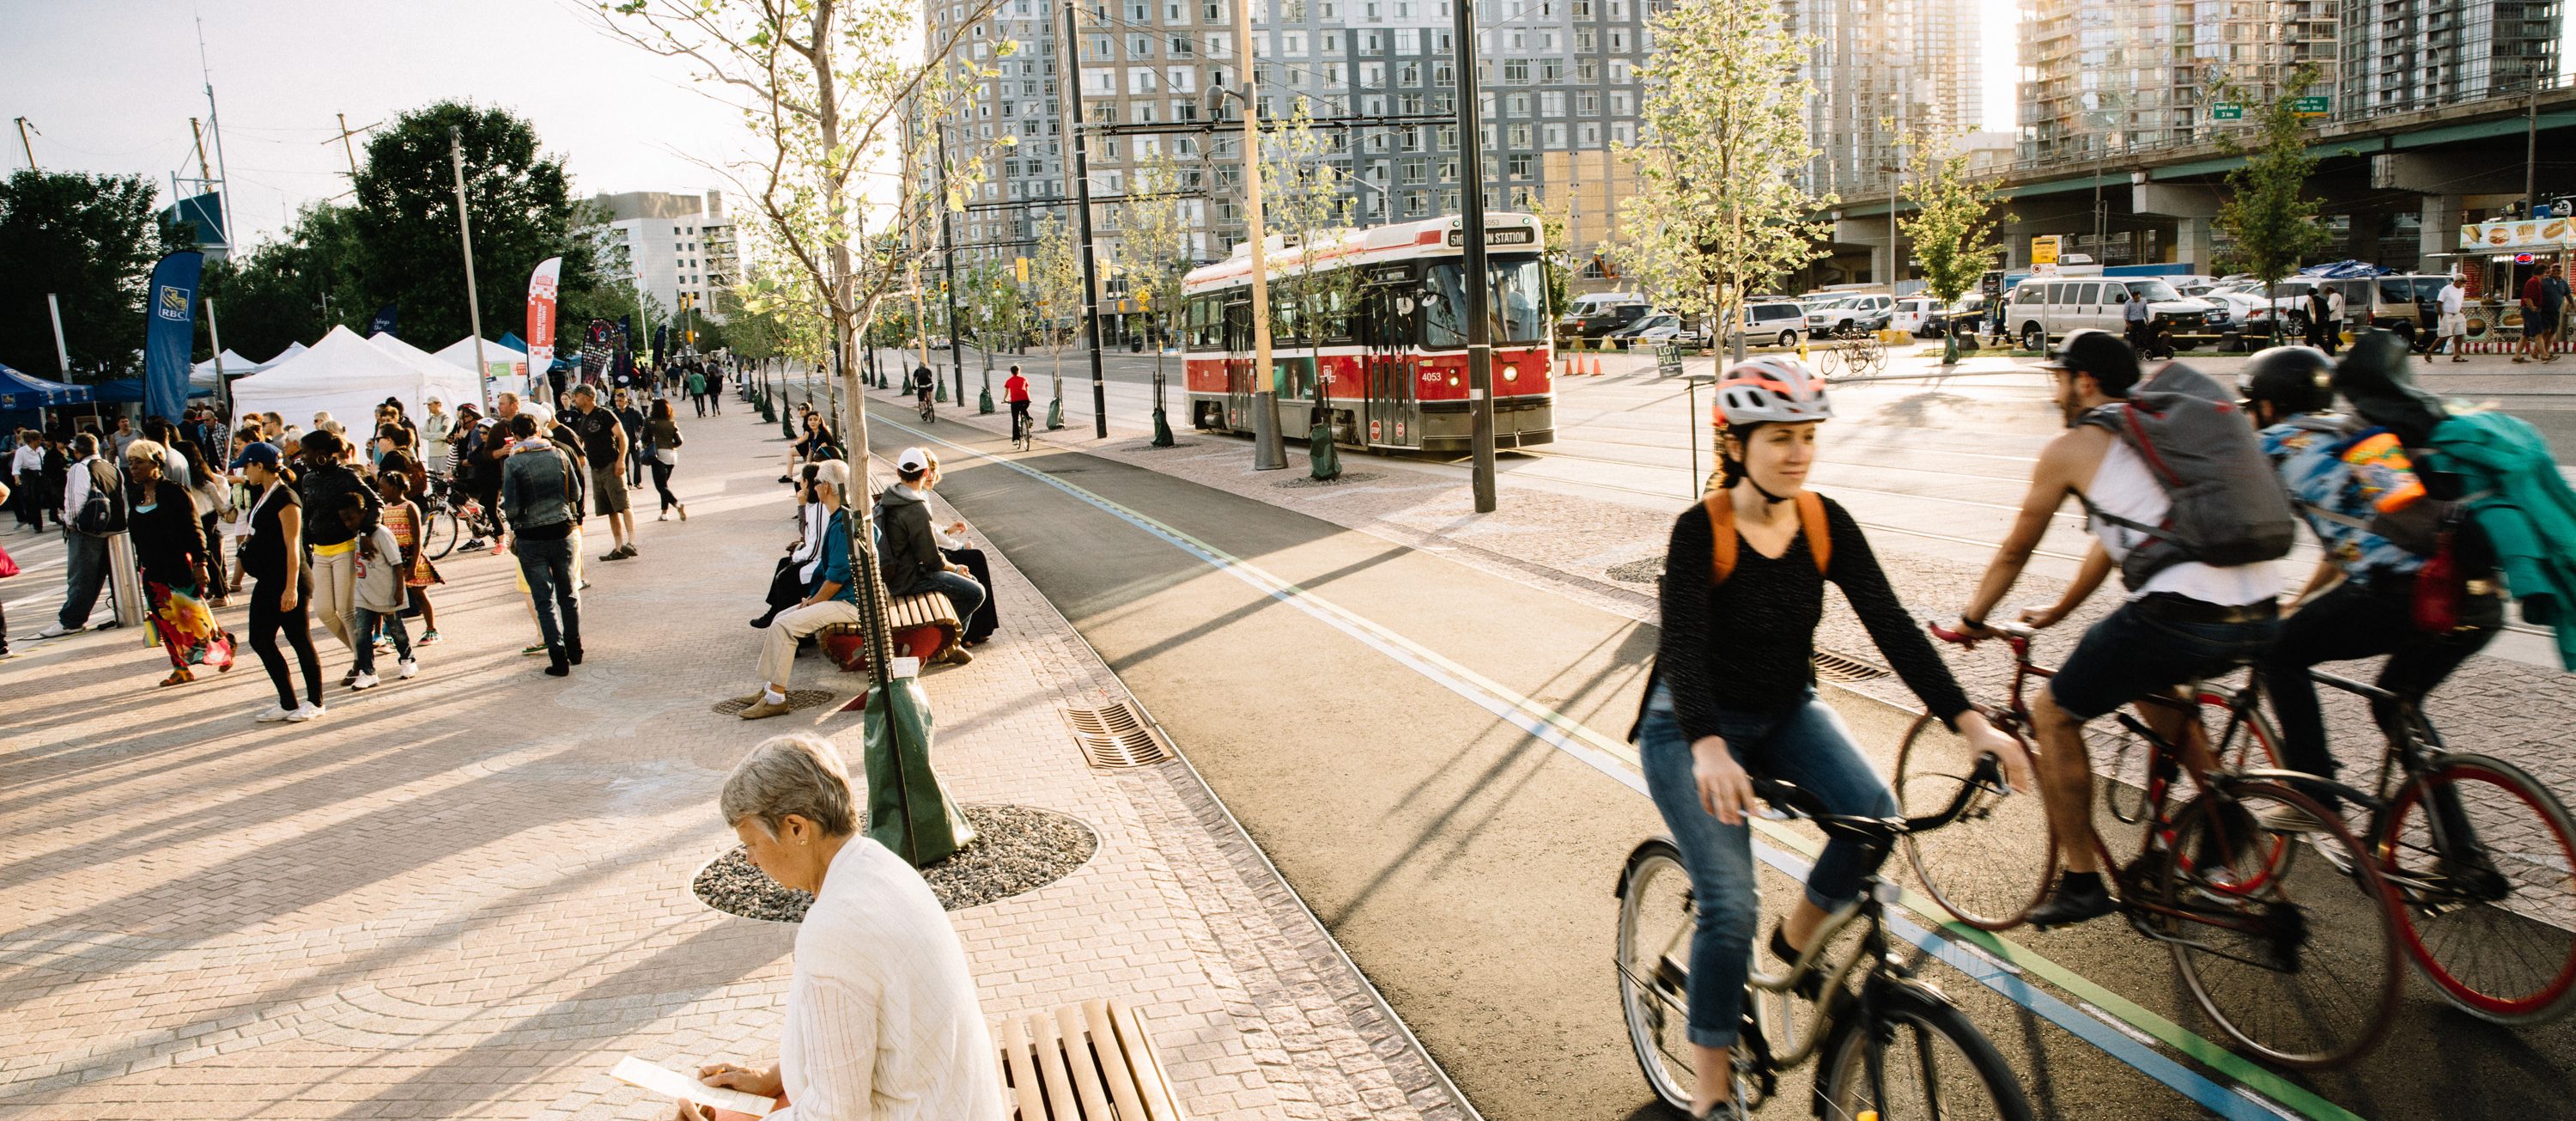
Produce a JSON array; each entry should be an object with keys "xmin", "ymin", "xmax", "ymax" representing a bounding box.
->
[{"xmin": 2077, "ymin": 362, "xmax": 2297, "ymax": 589}]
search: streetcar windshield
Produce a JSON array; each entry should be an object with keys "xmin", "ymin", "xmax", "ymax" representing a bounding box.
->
[{"xmin": 1423, "ymin": 256, "xmax": 1549, "ymax": 348}]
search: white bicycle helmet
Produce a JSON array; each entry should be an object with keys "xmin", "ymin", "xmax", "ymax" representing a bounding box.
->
[{"xmin": 1714, "ymin": 356, "xmax": 1833, "ymax": 426}]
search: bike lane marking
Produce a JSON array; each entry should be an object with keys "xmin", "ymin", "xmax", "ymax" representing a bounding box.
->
[{"xmin": 887, "ymin": 418, "xmax": 2362, "ymax": 1121}]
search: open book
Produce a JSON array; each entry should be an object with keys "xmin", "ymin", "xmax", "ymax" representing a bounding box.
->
[{"xmin": 610, "ymin": 1056, "xmax": 779, "ymax": 1115}]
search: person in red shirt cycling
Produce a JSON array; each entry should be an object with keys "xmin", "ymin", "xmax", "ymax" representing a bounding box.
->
[{"xmin": 1003, "ymin": 364, "xmax": 1033, "ymax": 436}]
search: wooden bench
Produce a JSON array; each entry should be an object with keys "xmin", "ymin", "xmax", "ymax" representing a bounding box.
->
[
  {"xmin": 994, "ymin": 998, "xmax": 1184, "ymax": 1120},
  {"xmin": 817, "ymin": 590, "xmax": 961, "ymax": 672}
]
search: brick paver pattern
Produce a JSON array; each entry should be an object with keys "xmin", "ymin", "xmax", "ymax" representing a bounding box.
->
[{"xmin": 0, "ymin": 392, "xmax": 1465, "ymax": 1121}]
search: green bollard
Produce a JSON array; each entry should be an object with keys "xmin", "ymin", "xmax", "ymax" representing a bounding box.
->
[
  {"xmin": 1151, "ymin": 406, "xmax": 1176, "ymax": 447},
  {"xmin": 1307, "ymin": 417, "xmax": 1341, "ymax": 480},
  {"xmin": 935, "ymin": 377, "xmax": 949, "ymax": 404},
  {"xmin": 1046, "ymin": 396, "xmax": 1064, "ymax": 430}
]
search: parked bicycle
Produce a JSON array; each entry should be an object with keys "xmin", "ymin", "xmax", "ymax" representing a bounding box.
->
[
  {"xmin": 1617, "ymin": 760, "xmax": 2036, "ymax": 1119},
  {"xmin": 1810, "ymin": 326, "xmax": 1886, "ymax": 380},
  {"xmin": 1897, "ymin": 619, "xmax": 2403, "ymax": 1069}
]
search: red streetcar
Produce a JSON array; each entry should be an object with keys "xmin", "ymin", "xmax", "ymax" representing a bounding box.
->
[{"xmin": 1178, "ymin": 212, "xmax": 1556, "ymax": 452}]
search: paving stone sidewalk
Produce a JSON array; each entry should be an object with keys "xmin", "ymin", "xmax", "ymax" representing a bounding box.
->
[
  {"xmin": 858, "ymin": 361, "xmax": 2576, "ymax": 822},
  {"xmin": 0, "ymin": 398, "xmax": 1467, "ymax": 1120}
]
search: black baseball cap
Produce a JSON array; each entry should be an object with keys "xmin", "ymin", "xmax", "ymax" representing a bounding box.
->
[{"xmin": 2035, "ymin": 329, "xmax": 2142, "ymax": 396}]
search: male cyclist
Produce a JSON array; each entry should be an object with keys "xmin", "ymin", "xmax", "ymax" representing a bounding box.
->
[
  {"xmin": 909, "ymin": 363, "xmax": 936, "ymax": 411},
  {"xmin": 2239, "ymin": 344, "xmax": 2500, "ymax": 805},
  {"xmin": 1956, "ymin": 330, "xmax": 2281, "ymax": 927},
  {"xmin": 1003, "ymin": 364, "xmax": 1033, "ymax": 439}
]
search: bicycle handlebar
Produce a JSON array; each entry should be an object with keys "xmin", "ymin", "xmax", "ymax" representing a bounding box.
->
[{"xmin": 1748, "ymin": 752, "xmax": 2008, "ymax": 840}]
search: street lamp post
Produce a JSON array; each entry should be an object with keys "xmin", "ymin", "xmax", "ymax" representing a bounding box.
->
[
  {"xmin": 935, "ymin": 127, "xmax": 969, "ymax": 411},
  {"xmin": 447, "ymin": 125, "xmax": 493, "ymax": 415},
  {"xmin": 1449, "ymin": 0, "xmax": 1497, "ymax": 511},
  {"xmin": 1210, "ymin": 8, "xmax": 1285, "ymax": 469},
  {"xmin": 1060, "ymin": 0, "xmax": 1113, "ymax": 440}
]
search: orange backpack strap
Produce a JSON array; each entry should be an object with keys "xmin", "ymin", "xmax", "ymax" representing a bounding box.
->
[
  {"xmin": 1702, "ymin": 490, "xmax": 1738, "ymax": 585},
  {"xmin": 1703, "ymin": 490, "xmax": 1831, "ymax": 585},
  {"xmin": 1797, "ymin": 490, "xmax": 1832, "ymax": 576}
]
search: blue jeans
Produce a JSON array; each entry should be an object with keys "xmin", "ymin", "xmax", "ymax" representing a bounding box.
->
[
  {"xmin": 351, "ymin": 606, "xmax": 411, "ymax": 675},
  {"xmin": 912, "ymin": 570, "xmax": 987, "ymax": 624},
  {"xmin": 58, "ymin": 530, "xmax": 110, "ymax": 628},
  {"xmin": 1637, "ymin": 683, "xmax": 1897, "ymax": 1048},
  {"xmin": 513, "ymin": 535, "xmax": 581, "ymax": 651}
]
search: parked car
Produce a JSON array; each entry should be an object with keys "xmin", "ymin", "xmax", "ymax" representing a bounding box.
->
[
  {"xmin": 1890, "ymin": 296, "xmax": 1944, "ymax": 337},
  {"xmin": 1558, "ymin": 291, "xmax": 1652, "ymax": 342},
  {"xmin": 2002, "ymin": 277, "xmax": 2228, "ymax": 351},
  {"xmin": 1608, "ymin": 312, "xmax": 1687, "ymax": 349},
  {"xmin": 1717, "ymin": 301, "xmax": 1808, "ymax": 350},
  {"xmin": 1942, "ymin": 293, "xmax": 1989, "ymax": 337},
  {"xmin": 1806, "ymin": 294, "xmax": 1896, "ymax": 333}
]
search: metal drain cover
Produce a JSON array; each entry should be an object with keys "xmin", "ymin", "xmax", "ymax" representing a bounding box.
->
[
  {"xmin": 1063, "ymin": 702, "xmax": 1171, "ymax": 767},
  {"xmin": 1813, "ymin": 652, "xmax": 1890, "ymax": 683}
]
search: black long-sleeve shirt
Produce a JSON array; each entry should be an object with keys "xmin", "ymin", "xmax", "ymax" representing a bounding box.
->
[{"xmin": 1643, "ymin": 494, "xmax": 1973, "ymax": 757}]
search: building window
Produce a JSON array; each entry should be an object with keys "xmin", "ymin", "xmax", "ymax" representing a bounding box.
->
[
  {"xmin": 1170, "ymin": 34, "xmax": 1194, "ymax": 55},
  {"xmin": 1504, "ymin": 58, "xmax": 1529, "ymax": 83},
  {"xmin": 1543, "ymin": 122, "xmax": 1566, "ymax": 148},
  {"xmin": 1575, "ymin": 28, "xmax": 1595, "ymax": 52},
  {"xmin": 1577, "ymin": 90, "xmax": 1600, "ymax": 115},
  {"xmin": 1509, "ymin": 123, "xmax": 1532, "ymax": 147}
]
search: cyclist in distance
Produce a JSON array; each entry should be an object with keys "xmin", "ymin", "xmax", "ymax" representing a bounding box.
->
[
  {"xmin": 1004, "ymin": 363, "xmax": 1033, "ymax": 436},
  {"xmin": 1635, "ymin": 356, "xmax": 2026, "ymax": 1118},
  {"xmin": 1956, "ymin": 330, "xmax": 2281, "ymax": 927},
  {"xmin": 2240, "ymin": 344, "xmax": 2501, "ymax": 806},
  {"xmin": 909, "ymin": 363, "xmax": 935, "ymax": 409}
]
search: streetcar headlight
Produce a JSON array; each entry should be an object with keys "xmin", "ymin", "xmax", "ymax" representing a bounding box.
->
[
  {"xmin": 1447, "ymin": 375, "xmax": 1461, "ymax": 387},
  {"xmin": 1503, "ymin": 364, "xmax": 1519, "ymax": 382}
]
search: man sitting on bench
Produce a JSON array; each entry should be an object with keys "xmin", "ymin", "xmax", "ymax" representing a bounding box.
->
[
  {"xmin": 876, "ymin": 448, "xmax": 986, "ymax": 667},
  {"xmin": 738, "ymin": 461, "xmax": 871, "ymax": 720}
]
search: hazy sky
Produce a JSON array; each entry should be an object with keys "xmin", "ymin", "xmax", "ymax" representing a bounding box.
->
[{"xmin": 3, "ymin": 0, "xmax": 2555, "ymax": 249}]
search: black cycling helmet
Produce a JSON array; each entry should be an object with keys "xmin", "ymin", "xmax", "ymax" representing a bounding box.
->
[
  {"xmin": 2235, "ymin": 345, "xmax": 2336, "ymax": 415},
  {"xmin": 2331, "ymin": 330, "xmax": 2448, "ymax": 446},
  {"xmin": 2035, "ymin": 329, "xmax": 2142, "ymax": 396}
]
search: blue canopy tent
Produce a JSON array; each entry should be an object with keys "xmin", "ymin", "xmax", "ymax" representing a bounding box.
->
[
  {"xmin": 90, "ymin": 379, "xmax": 214, "ymax": 405},
  {"xmin": 0, "ymin": 363, "xmax": 93, "ymax": 411},
  {"xmin": 497, "ymin": 331, "xmax": 529, "ymax": 354}
]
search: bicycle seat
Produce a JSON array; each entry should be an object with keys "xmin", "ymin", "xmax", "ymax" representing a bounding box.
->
[{"xmin": 1747, "ymin": 775, "xmax": 1905, "ymax": 841}]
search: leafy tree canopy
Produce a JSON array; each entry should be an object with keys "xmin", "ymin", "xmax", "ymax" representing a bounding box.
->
[{"xmin": 0, "ymin": 169, "xmax": 186, "ymax": 381}]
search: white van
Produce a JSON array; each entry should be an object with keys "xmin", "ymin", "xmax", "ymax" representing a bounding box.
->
[{"xmin": 2003, "ymin": 277, "xmax": 2227, "ymax": 351}]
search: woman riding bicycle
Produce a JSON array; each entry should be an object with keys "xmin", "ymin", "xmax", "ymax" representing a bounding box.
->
[{"xmin": 1634, "ymin": 356, "xmax": 2025, "ymax": 1118}]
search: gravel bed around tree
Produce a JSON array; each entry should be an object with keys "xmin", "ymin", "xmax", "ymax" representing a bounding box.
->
[
  {"xmin": 692, "ymin": 803, "xmax": 1099, "ymax": 921},
  {"xmin": 1273, "ymin": 471, "xmax": 1386, "ymax": 489}
]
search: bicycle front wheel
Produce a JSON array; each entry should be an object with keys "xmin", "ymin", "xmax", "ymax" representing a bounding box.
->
[
  {"xmin": 1818, "ymin": 983, "xmax": 2033, "ymax": 1121},
  {"xmin": 1616, "ymin": 840, "xmax": 1704, "ymax": 1114},
  {"xmin": 2379, "ymin": 752, "xmax": 2576, "ymax": 1025},
  {"xmin": 2160, "ymin": 780, "xmax": 2402, "ymax": 1069},
  {"xmin": 1895, "ymin": 711, "xmax": 2057, "ymax": 929}
]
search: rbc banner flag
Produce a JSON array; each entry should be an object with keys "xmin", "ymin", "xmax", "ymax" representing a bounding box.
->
[
  {"xmin": 368, "ymin": 302, "xmax": 399, "ymax": 338},
  {"xmin": 143, "ymin": 251, "xmax": 204, "ymax": 422},
  {"xmin": 526, "ymin": 256, "xmax": 562, "ymax": 396}
]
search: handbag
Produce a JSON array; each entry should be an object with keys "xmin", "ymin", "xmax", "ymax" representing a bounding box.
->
[{"xmin": 2411, "ymin": 526, "xmax": 2467, "ymax": 634}]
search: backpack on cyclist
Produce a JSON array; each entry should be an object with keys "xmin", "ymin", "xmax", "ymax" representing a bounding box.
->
[
  {"xmin": 2075, "ymin": 362, "xmax": 2298, "ymax": 589},
  {"xmin": 1700, "ymin": 489, "xmax": 1831, "ymax": 582},
  {"xmin": 2418, "ymin": 409, "xmax": 2576, "ymax": 669}
]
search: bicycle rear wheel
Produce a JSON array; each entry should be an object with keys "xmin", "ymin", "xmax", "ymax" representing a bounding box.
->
[
  {"xmin": 1894, "ymin": 711, "xmax": 2056, "ymax": 929},
  {"xmin": 2159, "ymin": 779, "xmax": 2401, "ymax": 1069},
  {"xmin": 1616, "ymin": 840, "xmax": 1704, "ymax": 1113},
  {"xmin": 1817, "ymin": 982, "xmax": 2033, "ymax": 1121},
  {"xmin": 2378, "ymin": 752, "xmax": 2576, "ymax": 1025},
  {"xmin": 422, "ymin": 506, "xmax": 459, "ymax": 560}
]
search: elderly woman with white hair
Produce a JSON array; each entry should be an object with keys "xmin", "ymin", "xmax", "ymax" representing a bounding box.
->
[
  {"xmin": 736, "ymin": 460, "xmax": 857, "ymax": 720},
  {"xmin": 676, "ymin": 734, "xmax": 1002, "ymax": 1121}
]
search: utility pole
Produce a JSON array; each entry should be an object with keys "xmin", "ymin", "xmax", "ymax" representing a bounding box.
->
[
  {"xmin": 1451, "ymin": 0, "xmax": 1496, "ymax": 511},
  {"xmin": 205, "ymin": 298, "xmax": 231, "ymax": 422},
  {"xmin": 196, "ymin": 16, "xmax": 238, "ymax": 255},
  {"xmin": 2528, "ymin": 80, "xmax": 2542, "ymax": 210},
  {"xmin": 46, "ymin": 293, "xmax": 70, "ymax": 375},
  {"xmin": 326, "ymin": 113, "xmax": 376, "ymax": 183},
  {"xmin": 1062, "ymin": 0, "xmax": 1112, "ymax": 440},
  {"xmin": 14, "ymin": 117, "xmax": 35, "ymax": 170},
  {"xmin": 1228, "ymin": 0, "xmax": 1284, "ymax": 466},
  {"xmin": 936, "ymin": 127, "xmax": 969, "ymax": 411},
  {"xmin": 448, "ymin": 125, "xmax": 493, "ymax": 414}
]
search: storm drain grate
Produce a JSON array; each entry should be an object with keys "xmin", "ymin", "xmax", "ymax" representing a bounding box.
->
[
  {"xmin": 1814, "ymin": 652, "xmax": 1891, "ymax": 683},
  {"xmin": 1064, "ymin": 702, "xmax": 1171, "ymax": 768}
]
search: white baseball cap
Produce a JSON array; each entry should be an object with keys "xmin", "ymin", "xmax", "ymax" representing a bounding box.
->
[{"xmin": 896, "ymin": 448, "xmax": 932, "ymax": 473}]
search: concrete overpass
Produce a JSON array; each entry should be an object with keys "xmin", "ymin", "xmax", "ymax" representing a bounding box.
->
[{"xmin": 1807, "ymin": 83, "xmax": 2576, "ymax": 288}]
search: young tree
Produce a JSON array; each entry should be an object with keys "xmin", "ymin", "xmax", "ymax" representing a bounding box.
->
[
  {"xmin": 1027, "ymin": 210, "xmax": 1085, "ymax": 428},
  {"xmin": 1537, "ymin": 192, "xmax": 1575, "ymax": 331},
  {"xmin": 1115, "ymin": 145, "xmax": 1197, "ymax": 444},
  {"xmin": 0, "ymin": 170, "xmax": 179, "ymax": 380},
  {"xmin": 1898, "ymin": 132, "xmax": 2014, "ymax": 364},
  {"xmin": 2212, "ymin": 64, "xmax": 2336, "ymax": 346},
  {"xmin": 605, "ymin": 0, "xmax": 1008, "ymax": 866},
  {"xmin": 1615, "ymin": 0, "xmax": 1832, "ymax": 368},
  {"xmin": 1260, "ymin": 99, "xmax": 1362, "ymax": 432},
  {"xmin": 349, "ymin": 101, "xmax": 602, "ymax": 344}
]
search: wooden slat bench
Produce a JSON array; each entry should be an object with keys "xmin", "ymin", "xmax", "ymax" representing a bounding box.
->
[
  {"xmin": 995, "ymin": 998, "xmax": 1184, "ymax": 1120},
  {"xmin": 817, "ymin": 590, "xmax": 962, "ymax": 672}
]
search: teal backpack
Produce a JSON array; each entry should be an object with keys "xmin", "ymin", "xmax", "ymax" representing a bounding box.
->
[{"xmin": 2420, "ymin": 411, "xmax": 2576, "ymax": 669}]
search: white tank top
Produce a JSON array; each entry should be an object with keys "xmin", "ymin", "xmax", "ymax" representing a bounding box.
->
[{"xmin": 2084, "ymin": 440, "xmax": 2275, "ymax": 605}]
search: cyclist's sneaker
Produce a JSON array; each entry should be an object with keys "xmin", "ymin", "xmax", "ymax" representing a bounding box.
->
[
  {"xmin": 2026, "ymin": 873, "xmax": 2117, "ymax": 929},
  {"xmin": 1766, "ymin": 924, "xmax": 1823, "ymax": 1000}
]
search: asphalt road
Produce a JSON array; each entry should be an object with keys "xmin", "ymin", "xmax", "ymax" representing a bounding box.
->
[{"xmin": 865, "ymin": 405, "xmax": 2576, "ymax": 1121}]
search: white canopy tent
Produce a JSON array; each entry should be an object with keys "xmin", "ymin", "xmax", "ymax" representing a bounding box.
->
[
  {"xmin": 370, "ymin": 332, "xmax": 497, "ymax": 411},
  {"xmin": 433, "ymin": 336, "xmax": 530, "ymax": 399},
  {"xmin": 191, "ymin": 349, "xmax": 268, "ymax": 389},
  {"xmin": 228, "ymin": 326, "xmax": 483, "ymax": 430}
]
